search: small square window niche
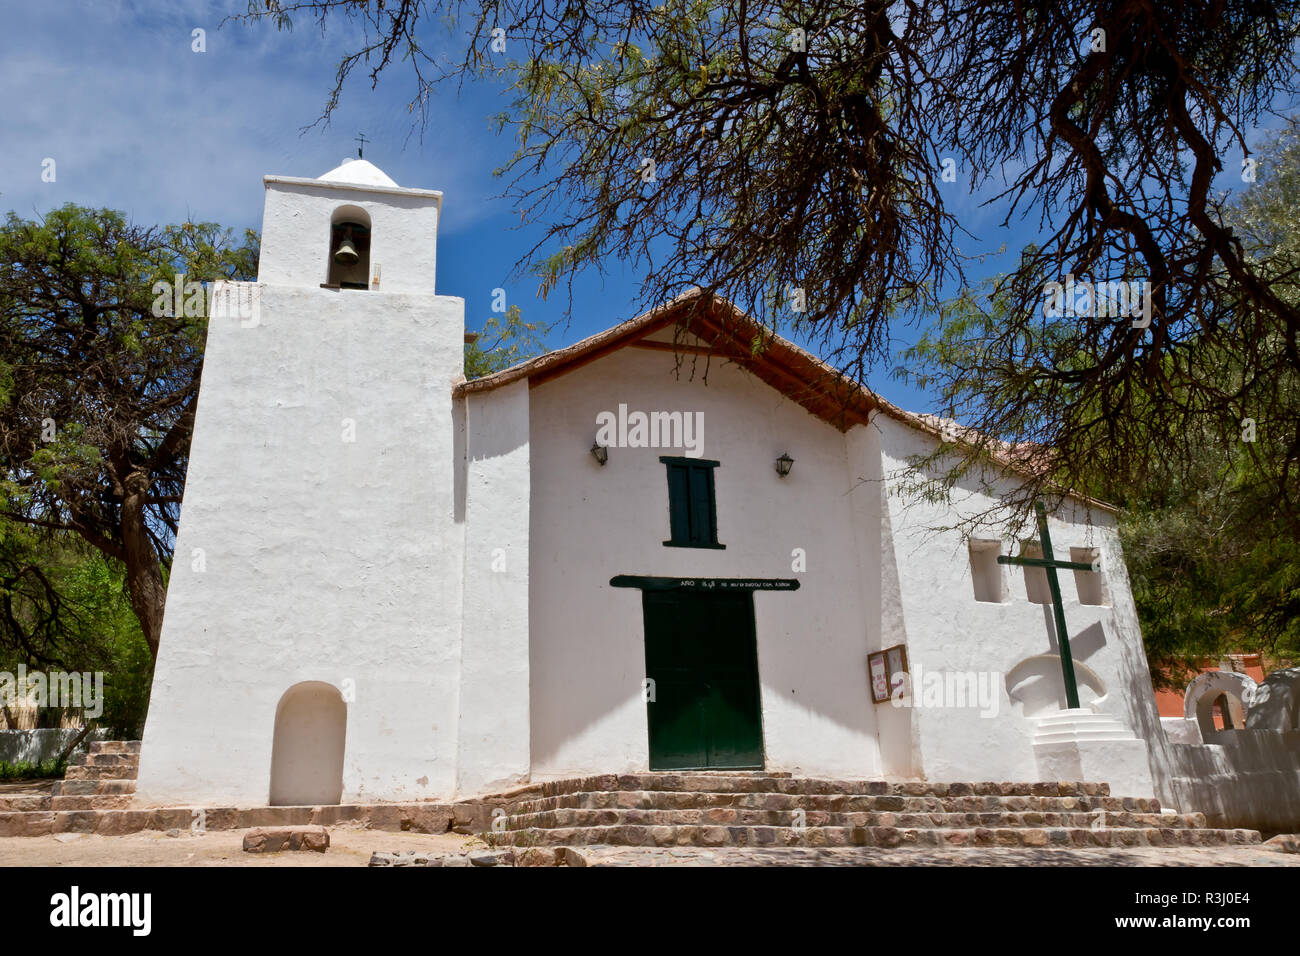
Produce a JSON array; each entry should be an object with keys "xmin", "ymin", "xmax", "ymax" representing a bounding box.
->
[
  {"xmin": 1070, "ymin": 547, "xmax": 1107, "ymax": 606},
  {"xmin": 968, "ymin": 539, "xmax": 1006, "ymax": 603},
  {"xmin": 1019, "ymin": 541, "xmax": 1052, "ymax": 604}
]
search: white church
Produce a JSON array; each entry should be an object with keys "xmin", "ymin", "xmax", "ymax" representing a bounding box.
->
[{"xmin": 134, "ymin": 159, "xmax": 1168, "ymax": 809}]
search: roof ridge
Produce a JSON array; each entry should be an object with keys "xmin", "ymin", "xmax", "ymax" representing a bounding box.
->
[{"xmin": 452, "ymin": 291, "xmax": 1117, "ymax": 514}]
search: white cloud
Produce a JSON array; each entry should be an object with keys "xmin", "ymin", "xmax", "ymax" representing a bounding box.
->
[{"xmin": 0, "ymin": 0, "xmax": 514, "ymax": 233}]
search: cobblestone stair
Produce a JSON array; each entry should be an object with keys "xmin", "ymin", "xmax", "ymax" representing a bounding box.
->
[
  {"xmin": 0, "ymin": 766, "xmax": 1268, "ymax": 849},
  {"xmin": 0, "ymin": 740, "xmax": 141, "ymax": 815},
  {"xmin": 0, "ymin": 743, "xmax": 520, "ymax": 835},
  {"xmin": 0, "ymin": 791, "xmax": 51, "ymax": 813},
  {"xmin": 486, "ymin": 773, "xmax": 1262, "ymax": 850},
  {"xmin": 49, "ymin": 740, "xmax": 141, "ymax": 811}
]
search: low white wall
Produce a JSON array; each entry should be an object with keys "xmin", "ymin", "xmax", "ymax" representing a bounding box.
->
[
  {"xmin": 1157, "ymin": 727, "xmax": 1300, "ymax": 830},
  {"xmin": 1161, "ymin": 716, "xmax": 1203, "ymax": 745},
  {"xmin": 0, "ymin": 728, "xmax": 106, "ymax": 765}
]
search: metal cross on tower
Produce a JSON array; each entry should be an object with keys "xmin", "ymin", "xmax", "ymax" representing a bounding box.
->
[{"xmin": 997, "ymin": 501, "xmax": 1098, "ymax": 709}]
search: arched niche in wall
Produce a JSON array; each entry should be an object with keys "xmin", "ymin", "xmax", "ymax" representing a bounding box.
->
[
  {"xmin": 1005, "ymin": 653, "xmax": 1107, "ymax": 717},
  {"xmin": 1183, "ymin": 671, "xmax": 1256, "ymax": 739},
  {"xmin": 327, "ymin": 205, "xmax": 372, "ymax": 290},
  {"xmin": 269, "ymin": 681, "xmax": 347, "ymax": 806}
]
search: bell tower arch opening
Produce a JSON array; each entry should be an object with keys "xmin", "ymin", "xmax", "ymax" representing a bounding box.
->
[{"xmin": 327, "ymin": 205, "xmax": 372, "ymax": 289}]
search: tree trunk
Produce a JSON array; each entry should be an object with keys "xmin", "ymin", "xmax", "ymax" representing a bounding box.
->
[
  {"xmin": 57, "ymin": 722, "xmax": 93, "ymax": 766},
  {"xmin": 120, "ymin": 471, "xmax": 166, "ymax": 659}
]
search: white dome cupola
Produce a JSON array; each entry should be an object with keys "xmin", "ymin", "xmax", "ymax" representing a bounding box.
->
[{"xmin": 317, "ymin": 158, "xmax": 400, "ymax": 188}]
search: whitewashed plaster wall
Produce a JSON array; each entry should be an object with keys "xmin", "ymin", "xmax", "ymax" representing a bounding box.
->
[
  {"xmin": 457, "ymin": 380, "xmax": 532, "ymax": 796},
  {"xmin": 257, "ymin": 179, "xmax": 441, "ymax": 295},
  {"xmin": 872, "ymin": 413, "xmax": 1163, "ymax": 792},
  {"xmin": 527, "ymin": 343, "xmax": 881, "ymax": 780},
  {"xmin": 845, "ymin": 422, "xmax": 916, "ymax": 776},
  {"xmin": 1150, "ymin": 672, "xmax": 1300, "ymax": 827},
  {"xmin": 1158, "ymin": 728, "xmax": 1300, "ymax": 829},
  {"xmin": 136, "ymin": 281, "xmax": 467, "ymax": 806},
  {"xmin": 0, "ymin": 728, "xmax": 107, "ymax": 765}
]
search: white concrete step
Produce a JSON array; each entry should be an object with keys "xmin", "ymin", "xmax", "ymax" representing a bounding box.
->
[{"xmin": 1033, "ymin": 709, "xmax": 1135, "ymax": 744}]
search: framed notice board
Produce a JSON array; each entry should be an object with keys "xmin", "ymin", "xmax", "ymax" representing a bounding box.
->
[
  {"xmin": 886, "ymin": 644, "xmax": 909, "ymax": 692},
  {"xmin": 868, "ymin": 644, "xmax": 910, "ymax": 703},
  {"xmin": 867, "ymin": 651, "xmax": 890, "ymax": 703}
]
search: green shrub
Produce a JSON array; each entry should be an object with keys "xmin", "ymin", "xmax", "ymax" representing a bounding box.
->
[{"xmin": 0, "ymin": 758, "xmax": 66, "ymax": 780}]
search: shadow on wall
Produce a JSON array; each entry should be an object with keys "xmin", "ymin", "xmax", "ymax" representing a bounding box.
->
[
  {"xmin": 269, "ymin": 681, "xmax": 347, "ymax": 806},
  {"xmin": 1005, "ymin": 652, "xmax": 1107, "ymax": 717},
  {"xmin": 1158, "ymin": 668, "xmax": 1300, "ymax": 830},
  {"xmin": 1246, "ymin": 668, "xmax": 1300, "ymax": 732}
]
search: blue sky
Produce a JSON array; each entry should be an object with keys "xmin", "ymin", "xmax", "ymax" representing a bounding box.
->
[{"xmin": 0, "ymin": 1, "xmax": 1286, "ymax": 413}]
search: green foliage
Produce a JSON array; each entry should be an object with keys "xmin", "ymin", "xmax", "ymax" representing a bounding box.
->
[
  {"xmin": 0, "ymin": 204, "xmax": 258, "ymax": 658},
  {"xmin": 1092, "ymin": 125, "xmax": 1300, "ymax": 672},
  {"xmin": 901, "ymin": 120, "xmax": 1300, "ymax": 679},
  {"xmin": 0, "ymin": 758, "xmax": 66, "ymax": 780},
  {"xmin": 0, "ymin": 525, "xmax": 107, "ymax": 669},
  {"xmin": 464, "ymin": 304, "xmax": 549, "ymax": 379},
  {"xmin": 1118, "ymin": 462, "xmax": 1300, "ymax": 682},
  {"xmin": 56, "ymin": 546, "xmax": 153, "ymax": 738},
  {"xmin": 241, "ymin": 5, "xmax": 1300, "ymax": 544},
  {"xmin": 0, "ymin": 528, "xmax": 152, "ymax": 737}
]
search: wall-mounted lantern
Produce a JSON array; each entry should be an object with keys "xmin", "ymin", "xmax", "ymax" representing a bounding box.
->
[
  {"xmin": 775, "ymin": 452, "xmax": 794, "ymax": 478},
  {"xmin": 591, "ymin": 441, "xmax": 609, "ymax": 466}
]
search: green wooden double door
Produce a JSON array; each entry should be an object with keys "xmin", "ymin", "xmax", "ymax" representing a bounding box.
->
[{"xmin": 641, "ymin": 589, "xmax": 764, "ymax": 770}]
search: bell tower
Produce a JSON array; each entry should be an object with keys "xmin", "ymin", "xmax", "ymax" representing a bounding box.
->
[
  {"xmin": 136, "ymin": 160, "xmax": 469, "ymax": 807},
  {"xmin": 257, "ymin": 158, "xmax": 445, "ymax": 295}
]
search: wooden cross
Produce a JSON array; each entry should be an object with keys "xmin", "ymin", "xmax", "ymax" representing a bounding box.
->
[
  {"xmin": 997, "ymin": 501, "xmax": 1096, "ymax": 709},
  {"xmin": 355, "ymin": 133, "xmax": 370, "ymax": 159}
]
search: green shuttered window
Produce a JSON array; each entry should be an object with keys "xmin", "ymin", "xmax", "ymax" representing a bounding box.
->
[{"xmin": 661, "ymin": 456, "xmax": 724, "ymax": 549}]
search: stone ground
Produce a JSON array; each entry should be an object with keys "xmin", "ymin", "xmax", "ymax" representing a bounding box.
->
[
  {"xmin": 0, "ymin": 827, "xmax": 480, "ymax": 867},
  {"xmin": 0, "ymin": 829, "xmax": 1294, "ymax": 866},
  {"xmin": 2, "ymin": 780, "xmax": 1296, "ymax": 867},
  {"xmin": 0, "ymin": 781, "xmax": 52, "ymax": 796}
]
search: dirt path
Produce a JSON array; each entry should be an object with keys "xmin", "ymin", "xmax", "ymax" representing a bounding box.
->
[
  {"xmin": 1, "ymin": 827, "xmax": 1296, "ymax": 866},
  {"xmin": 0, "ymin": 827, "xmax": 483, "ymax": 867}
]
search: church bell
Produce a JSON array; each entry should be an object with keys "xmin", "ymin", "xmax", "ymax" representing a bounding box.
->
[{"xmin": 333, "ymin": 228, "xmax": 360, "ymax": 265}]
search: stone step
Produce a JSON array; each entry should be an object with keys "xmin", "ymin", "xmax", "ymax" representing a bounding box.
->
[
  {"xmin": 1034, "ymin": 710, "xmax": 1136, "ymax": 744},
  {"xmin": 51, "ymin": 779, "xmax": 136, "ymax": 796},
  {"xmin": 0, "ymin": 801, "xmax": 477, "ymax": 838},
  {"xmin": 508, "ymin": 789, "xmax": 1157, "ymax": 816},
  {"xmin": 1035, "ymin": 710, "xmax": 1128, "ymax": 727},
  {"xmin": 69, "ymin": 753, "xmax": 140, "ymax": 769},
  {"xmin": 504, "ymin": 807, "xmax": 1207, "ymax": 831},
  {"xmin": 533, "ymin": 774, "xmax": 1110, "ymax": 799},
  {"xmin": 63, "ymin": 764, "xmax": 138, "ymax": 781},
  {"xmin": 1035, "ymin": 730, "xmax": 1139, "ymax": 744},
  {"xmin": 89, "ymin": 740, "xmax": 142, "ymax": 755},
  {"xmin": 0, "ymin": 795, "xmax": 51, "ymax": 812},
  {"xmin": 50, "ymin": 794, "xmax": 135, "ymax": 811},
  {"xmin": 488, "ymin": 823, "xmax": 1262, "ymax": 850}
]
